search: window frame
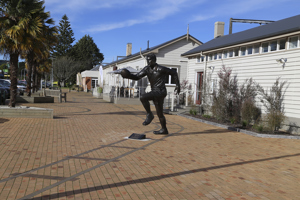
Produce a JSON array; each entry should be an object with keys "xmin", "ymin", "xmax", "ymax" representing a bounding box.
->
[
  {"xmin": 269, "ymin": 40, "xmax": 277, "ymax": 52},
  {"xmin": 234, "ymin": 48, "xmax": 239, "ymax": 57},
  {"xmin": 288, "ymin": 35, "xmax": 298, "ymax": 49},
  {"xmin": 278, "ymin": 38, "xmax": 286, "ymax": 50},
  {"xmin": 253, "ymin": 44, "xmax": 260, "ymax": 54},
  {"xmin": 91, "ymin": 78, "xmax": 98, "ymax": 88},
  {"xmin": 247, "ymin": 46, "xmax": 253, "ymax": 55},
  {"xmin": 240, "ymin": 46, "xmax": 246, "ymax": 56},
  {"xmin": 261, "ymin": 42, "xmax": 269, "ymax": 53}
]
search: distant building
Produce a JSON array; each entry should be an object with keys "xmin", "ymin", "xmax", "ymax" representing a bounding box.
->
[{"xmin": 102, "ymin": 34, "xmax": 202, "ymax": 103}]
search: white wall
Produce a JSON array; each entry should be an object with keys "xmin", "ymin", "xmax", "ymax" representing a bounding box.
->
[{"xmin": 187, "ymin": 47, "xmax": 300, "ymax": 132}]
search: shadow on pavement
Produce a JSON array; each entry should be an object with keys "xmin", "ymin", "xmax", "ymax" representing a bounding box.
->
[
  {"xmin": 30, "ymin": 152, "xmax": 300, "ymax": 200},
  {"xmin": 96, "ymin": 111, "xmax": 146, "ymax": 115},
  {"xmin": 0, "ymin": 118, "xmax": 9, "ymax": 124},
  {"xmin": 171, "ymin": 129, "xmax": 232, "ymax": 136}
]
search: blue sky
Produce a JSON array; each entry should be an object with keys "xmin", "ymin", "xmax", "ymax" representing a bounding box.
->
[{"xmin": 4, "ymin": 0, "xmax": 300, "ymax": 63}]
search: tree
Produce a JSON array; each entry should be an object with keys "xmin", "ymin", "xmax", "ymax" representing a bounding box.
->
[
  {"xmin": 70, "ymin": 35, "xmax": 104, "ymax": 70},
  {"xmin": 52, "ymin": 14, "xmax": 75, "ymax": 57},
  {"xmin": 257, "ymin": 78, "xmax": 287, "ymax": 132},
  {"xmin": 0, "ymin": 0, "xmax": 46, "ymax": 107},
  {"xmin": 22, "ymin": 6, "xmax": 57, "ymax": 96},
  {"xmin": 53, "ymin": 56, "xmax": 82, "ymax": 87}
]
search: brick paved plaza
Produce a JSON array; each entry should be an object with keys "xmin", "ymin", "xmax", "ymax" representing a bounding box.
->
[{"xmin": 0, "ymin": 91, "xmax": 299, "ymax": 200}]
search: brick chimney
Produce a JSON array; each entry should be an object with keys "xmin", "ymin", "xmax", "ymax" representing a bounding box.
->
[
  {"xmin": 126, "ymin": 43, "xmax": 132, "ymax": 56},
  {"xmin": 214, "ymin": 21, "xmax": 225, "ymax": 38}
]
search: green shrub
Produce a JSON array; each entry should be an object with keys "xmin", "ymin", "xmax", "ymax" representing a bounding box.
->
[
  {"xmin": 230, "ymin": 118, "xmax": 236, "ymax": 124},
  {"xmin": 257, "ymin": 78, "xmax": 287, "ymax": 132},
  {"xmin": 241, "ymin": 99, "xmax": 261, "ymax": 126},
  {"xmin": 242, "ymin": 120, "xmax": 248, "ymax": 127},
  {"xmin": 98, "ymin": 87, "xmax": 103, "ymax": 93},
  {"xmin": 253, "ymin": 124, "xmax": 264, "ymax": 132},
  {"xmin": 189, "ymin": 108, "xmax": 197, "ymax": 115},
  {"xmin": 211, "ymin": 66, "xmax": 257, "ymax": 123},
  {"xmin": 203, "ymin": 114, "xmax": 211, "ymax": 119}
]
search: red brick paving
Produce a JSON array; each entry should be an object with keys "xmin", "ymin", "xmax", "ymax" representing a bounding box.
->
[{"xmin": 0, "ymin": 91, "xmax": 299, "ymax": 199}]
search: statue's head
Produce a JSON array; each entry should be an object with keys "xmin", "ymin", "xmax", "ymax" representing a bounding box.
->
[{"xmin": 146, "ymin": 53, "xmax": 156, "ymax": 67}]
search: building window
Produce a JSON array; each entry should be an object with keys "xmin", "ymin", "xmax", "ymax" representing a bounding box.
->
[
  {"xmin": 241, "ymin": 47, "xmax": 246, "ymax": 56},
  {"xmin": 234, "ymin": 48, "xmax": 239, "ymax": 57},
  {"xmin": 197, "ymin": 56, "xmax": 205, "ymax": 62},
  {"xmin": 254, "ymin": 44, "xmax": 260, "ymax": 54},
  {"xmin": 223, "ymin": 50, "xmax": 228, "ymax": 58},
  {"xmin": 92, "ymin": 79, "xmax": 98, "ymax": 88},
  {"xmin": 262, "ymin": 42, "xmax": 269, "ymax": 53},
  {"xmin": 279, "ymin": 39, "xmax": 286, "ymax": 50},
  {"xmin": 200, "ymin": 56, "xmax": 205, "ymax": 62},
  {"xmin": 214, "ymin": 53, "xmax": 218, "ymax": 60},
  {"xmin": 208, "ymin": 54, "xmax": 212, "ymax": 61},
  {"xmin": 218, "ymin": 52, "xmax": 222, "ymax": 59},
  {"xmin": 289, "ymin": 36, "xmax": 298, "ymax": 49},
  {"xmin": 228, "ymin": 50, "xmax": 233, "ymax": 57},
  {"xmin": 247, "ymin": 46, "xmax": 253, "ymax": 55},
  {"xmin": 165, "ymin": 68, "xmax": 178, "ymax": 85},
  {"xmin": 270, "ymin": 40, "xmax": 277, "ymax": 51}
]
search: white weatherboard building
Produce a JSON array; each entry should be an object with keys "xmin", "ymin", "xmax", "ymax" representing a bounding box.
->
[
  {"xmin": 103, "ymin": 34, "xmax": 202, "ymax": 103},
  {"xmin": 182, "ymin": 14, "xmax": 300, "ymax": 134}
]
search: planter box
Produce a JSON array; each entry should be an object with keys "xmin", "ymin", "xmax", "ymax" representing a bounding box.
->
[{"xmin": 0, "ymin": 106, "xmax": 53, "ymax": 119}]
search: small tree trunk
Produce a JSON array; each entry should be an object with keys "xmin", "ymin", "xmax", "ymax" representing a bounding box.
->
[
  {"xmin": 9, "ymin": 53, "xmax": 19, "ymax": 107},
  {"xmin": 32, "ymin": 63, "xmax": 36, "ymax": 93},
  {"xmin": 26, "ymin": 53, "xmax": 34, "ymax": 97}
]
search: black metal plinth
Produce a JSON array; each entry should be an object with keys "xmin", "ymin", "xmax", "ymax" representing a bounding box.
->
[{"xmin": 128, "ymin": 133, "xmax": 146, "ymax": 140}]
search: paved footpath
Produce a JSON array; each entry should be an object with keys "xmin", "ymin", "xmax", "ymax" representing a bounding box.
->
[{"xmin": 0, "ymin": 91, "xmax": 300, "ymax": 200}]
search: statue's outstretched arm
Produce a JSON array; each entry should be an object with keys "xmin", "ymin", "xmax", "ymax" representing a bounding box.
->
[{"xmin": 121, "ymin": 67, "xmax": 147, "ymax": 80}]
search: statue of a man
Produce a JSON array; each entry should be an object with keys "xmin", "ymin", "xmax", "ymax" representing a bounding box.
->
[{"xmin": 121, "ymin": 53, "xmax": 180, "ymax": 135}]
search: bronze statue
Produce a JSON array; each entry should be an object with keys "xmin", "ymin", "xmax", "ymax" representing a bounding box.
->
[{"xmin": 121, "ymin": 53, "xmax": 180, "ymax": 135}]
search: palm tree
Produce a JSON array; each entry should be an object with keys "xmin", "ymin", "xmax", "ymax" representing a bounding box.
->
[
  {"xmin": 21, "ymin": 3, "xmax": 57, "ymax": 96},
  {"xmin": 0, "ymin": 0, "xmax": 46, "ymax": 107}
]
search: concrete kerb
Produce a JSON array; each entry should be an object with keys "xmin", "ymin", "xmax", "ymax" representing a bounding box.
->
[{"xmin": 177, "ymin": 113, "xmax": 300, "ymax": 140}]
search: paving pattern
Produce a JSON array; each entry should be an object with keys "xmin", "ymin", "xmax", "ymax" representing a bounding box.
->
[{"xmin": 0, "ymin": 91, "xmax": 299, "ymax": 200}]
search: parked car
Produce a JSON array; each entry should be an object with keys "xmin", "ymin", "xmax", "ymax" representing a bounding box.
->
[
  {"xmin": 0, "ymin": 83, "xmax": 10, "ymax": 100},
  {"xmin": 0, "ymin": 79, "xmax": 22, "ymax": 96},
  {"xmin": 18, "ymin": 80, "xmax": 27, "ymax": 85},
  {"xmin": 42, "ymin": 81, "xmax": 51, "ymax": 88}
]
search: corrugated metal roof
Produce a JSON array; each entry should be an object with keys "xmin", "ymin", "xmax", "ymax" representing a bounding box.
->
[
  {"xmin": 182, "ymin": 14, "xmax": 300, "ymax": 56},
  {"xmin": 104, "ymin": 34, "xmax": 202, "ymax": 68}
]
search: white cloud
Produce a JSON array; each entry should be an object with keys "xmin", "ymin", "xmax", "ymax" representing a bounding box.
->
[
  {"xmin": 86, "ymin": 0, "xmax": 206, "ymax": 33},
  {"xmin": 45, "ymin": 0, "xmax": 139, "ymax": 13},
  {"xmin": 86, "ymin": 19, "xmax": 145, "ymax": 32},
  {"xmin": 190, "ymin": 15, "xmax": 215, "ymax": 22},
  {"xmin": 190, "ymin": 0, "xmax": 292, "ymax": 22}
]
